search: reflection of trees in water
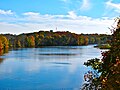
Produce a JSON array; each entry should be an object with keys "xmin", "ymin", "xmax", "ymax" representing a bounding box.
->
[
  {"xmin": 0, "ymin": 50, "xmax": 3, "ymax": 56},
  {"xmin": 0, "ymin": 58, "xmax": 4, "ymax": 64},
  {"xmin": 0, "ymin": 49, "xmax": 9, "ymax": 55},
  {"xmin": 0, "ymin": 49, "xmax": 9, "ymax": 64}
]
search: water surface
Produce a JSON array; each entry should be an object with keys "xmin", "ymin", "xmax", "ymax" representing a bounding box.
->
[{"xmin": 0, "ymin": 45, "xmax": 103, "ymax": 90}]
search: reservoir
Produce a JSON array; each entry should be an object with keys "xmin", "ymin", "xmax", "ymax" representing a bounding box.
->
[{"xmin": 0, "ymin": 45, "xmax": 103, "ymax": 90}]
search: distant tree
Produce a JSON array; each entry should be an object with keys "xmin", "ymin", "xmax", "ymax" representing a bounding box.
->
[
  {"xmin": 26, "ymin": 36, "xmax": 35, "ymax": 47},
  {"xmin": 84, "ymin": 36, "xmax": 89, "ymax": 45},
  {"xmin": 89, "ymin": 37, "xmax": 95, "ymax": 44},
  {"xmin": 0, "ymin": 30, "xmax": 111, "ymax": 48},
  {"xmin": 50, "ymin": 30, "xmax": 53, "ymax": 32},
  {"xmin": 0, "ymin": 35, "xmax": 9, "ymax": 49},
  {"xmin": 15, "ymin": 39, "xmax": 21, "ymax": 48},
  {"xmin": 78, "ymin": 35, "xmax": 85, "ymax": 45},
  {"xmin": 0, "ymin": 39, "xmax": 3, "ymax": 50}
]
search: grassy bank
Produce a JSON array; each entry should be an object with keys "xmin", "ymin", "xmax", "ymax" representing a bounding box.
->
[{"xmin": 94, "ymin": 44, "xmax": 111, "ymax": 49}]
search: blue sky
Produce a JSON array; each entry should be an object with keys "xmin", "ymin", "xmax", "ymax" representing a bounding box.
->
[{"xmin": 0, "ymin": 0, "xmax": 120, "ymax": 34}]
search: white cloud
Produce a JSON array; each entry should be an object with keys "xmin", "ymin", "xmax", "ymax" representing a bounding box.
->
[
  {"xmin": 106, "ymin": 0, "xmax": 120, "ymax": 13},
  {"xmin": 0, "ymin": 9, "xmax": 14, "ymax": 15},
  {"xmin": 80, "ymin": 0, "xmax": 91, "ymax": 11},
  {"xmin": 0, "ymin": 22, "xmax": 47, "ymax": 34},
  {"xmin": 68, "ymin": 11, "xmax": 77, "ymax": 19},
  {"xmin": 23, "ymin": 12, "xmax": 40, "ymax": 16},
  {"xmin": 0, "ymin": 11, "xmax": 114, "ymax": 35}
]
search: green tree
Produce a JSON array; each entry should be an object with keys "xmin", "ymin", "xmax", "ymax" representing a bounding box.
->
[
  {"xmin": 78, "ymin": 35, "xmax": 85, "ymax": 45},
  {"xmin": 89, "ymin": 37, "xmax": 95, "ymax": 44},
  {"xmin": 15, "ymin": 39, "xmax": 21, "ymax": 48}
]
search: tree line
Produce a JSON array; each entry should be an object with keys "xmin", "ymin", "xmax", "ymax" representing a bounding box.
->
[{"xmin": 0, "ymin": 31, "xmax": 111, "ymax": 49}]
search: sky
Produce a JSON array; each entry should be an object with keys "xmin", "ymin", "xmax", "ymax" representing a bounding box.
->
[{"xmin": 0, "ymin": 0, "xmax": 120, "ymax": 34}]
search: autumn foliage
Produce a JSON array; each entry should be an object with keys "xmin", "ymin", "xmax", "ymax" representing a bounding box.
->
[
  {"xmin": 0, "ymin": 31, "xmax": 111, "ymax": 56},
  {"xmin": 2, "ymin": 31, "xmax": 111, "ymax": 48},
  {"xmin": 84, "ymin": 18, "xmax": 120, "ymax": 89},
  {"xmin": 0, "ymin": 35, "xmax": 9, "ymax": 50}
]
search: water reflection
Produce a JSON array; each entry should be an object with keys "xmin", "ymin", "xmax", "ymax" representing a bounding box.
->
[
  {"xmin": 0, "ymin": 49, "xmax": 9, "ymax": 56},
  {"xmin": 0, "ymin": 58, "xmax": 4, "ymax": 64},
  {"xmin": 38, "ymin": 53, "xmax": 77, "ymax": 56},
  {"xmin": 50, "ymin": 62, "xmax": 72, "ymax": 65},
  {"xmin": 0, "ymin": 45, "xmax": 103, "ymax": 90},
  {"xmin": 0, "ymin": 50, "xmax": 4, "ymax": 56},
  {"xmin": 0, "ymin": 49, "xmax": 9, "ymax": 64}
]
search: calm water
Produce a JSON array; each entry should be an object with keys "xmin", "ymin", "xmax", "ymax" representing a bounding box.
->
[{"xmin": 0, "ymin": 45, "xmax": 103, "ymax": 90}]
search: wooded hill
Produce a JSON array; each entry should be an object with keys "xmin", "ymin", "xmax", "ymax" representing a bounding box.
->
[{"xmin": 0, "ymin": 31, "xmax": 111, "ymax": 49}]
